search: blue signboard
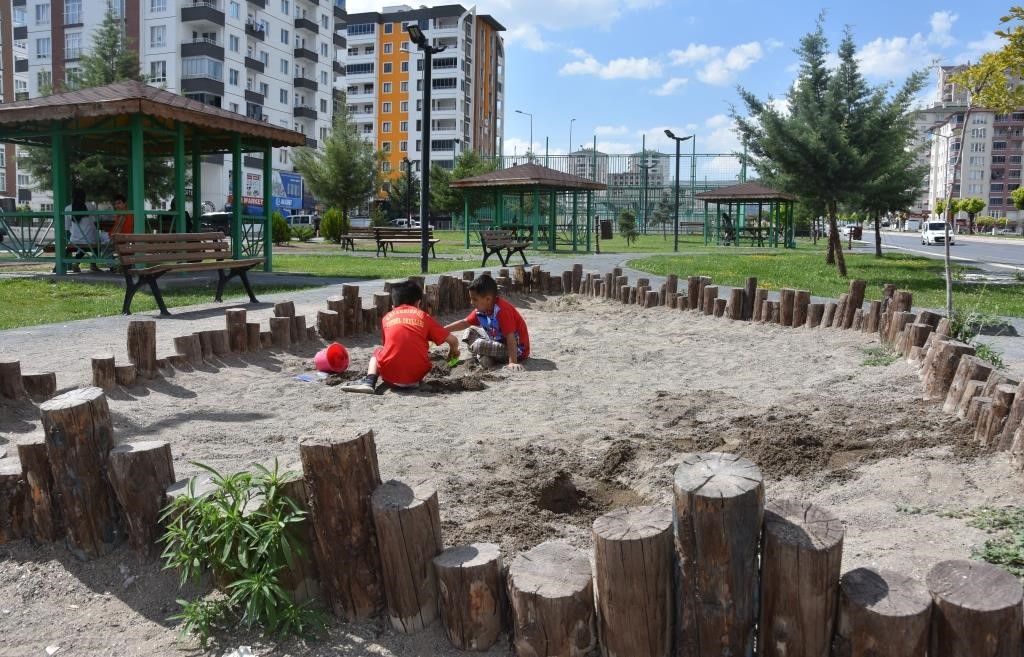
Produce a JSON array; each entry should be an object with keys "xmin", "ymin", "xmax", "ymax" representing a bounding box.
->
[{"xmin": 272, "ymin": 172, "xmax": 303, "ymax": 211}]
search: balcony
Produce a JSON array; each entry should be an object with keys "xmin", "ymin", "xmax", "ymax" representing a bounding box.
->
[
  {"xmin": 181, "ymin": 0, "xmax": 225, "ymax": 27},
  {"xmin": 245, "ymin": 20, "xmax": 266, "ymax": 40},
  {"xmin": 181, "ymin": 76, "xmax": 225, "ymax": 96},
  {"xmin": 13, "ymin": 26, "xmax": 27, "ymax": 41},
  {"xmin": 306, "ymin": 137, "xmax": 318, "ymax": 148},
  {"xmin": 181, "ymin": 38, "xmax": 224, "ymax": 59},
  {"xmin": 14, "ymin": 59, "xmax": 27, "ymax": 73},
  {"xmin": 334, "ymin": 2, "xmax": 345, "ymax": 19},
  {"xmin": 293, "ymin": 105, "xmax": 317, "ymax": 120},
  {"xmin": 295, "ymin": 16, "xmax": 319, "ymax": 33},
  {"xmin": 248, "ymin": 0, "xmax": 266, "ymax": 7},
  {"xmin": 244, "ymin": 55, "xmax": 264, "ymax": 72},
  {"xmin": 245, "ymin": 89, "xmax": 264, "ymax": 104},
  {"xmin": 332, "ymin": 33, "xmax": 345, "ymax": 48},
  {"xmin": 294, "ymin": 76, "xmax": 318, "ymax": 91},
  {"xmin": 333, "ymin": 61, "xmax": 345, "ymax": 75},
  {"xmin": 294, "ymin": 47, "xmax": 318, "ymax": 63}
]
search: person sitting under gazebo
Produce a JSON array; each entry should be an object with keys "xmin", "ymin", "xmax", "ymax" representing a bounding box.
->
[{"xmin": 66, "ymin": 188, "xmax": 105, "ymax": 273}]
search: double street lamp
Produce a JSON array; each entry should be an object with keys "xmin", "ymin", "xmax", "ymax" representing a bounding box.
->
[
  {"xmin": 515, "ymin": 109, "xmax": 533, "ymax": 159},
  {"xmin": 407, "ymin": 24, "xmax": 446, "ymax": 274},
  {"xmin": 664, "ymin": 129, "xmax": 694, "ymax": 253}
]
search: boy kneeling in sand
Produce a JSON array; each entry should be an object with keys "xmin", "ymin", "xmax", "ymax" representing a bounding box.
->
[
  {"xmin": 342, "ymin": 280, "xmax": 459, "ymax": 394},
  {"xmin": 445, "ymin": 273, "xmax": 530, "ymax": 371}
]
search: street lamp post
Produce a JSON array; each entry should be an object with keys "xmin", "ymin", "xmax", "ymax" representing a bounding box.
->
[
  {"xmin": 569, "ymin": 117, "xmax": 576, "ymax": 153},
  {"xmin": 664, "ymin": 129, "xmax": 694, "ymax": 252},
  {"xmin": 407, "ymin": 24, "xmax": 445, "ymax": 274},
  {"xmin": 515, "ymin": 109, "xmax": 533, "ymax": 159},
  {"xmin": 403, "ymin": 157, "xmax": 412, "ymax": 221}
]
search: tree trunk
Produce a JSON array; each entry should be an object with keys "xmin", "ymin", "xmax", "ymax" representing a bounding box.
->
[
  {"xmin": 433, "ymin": 543, "xmax": 506, "ymax": 652},
  {"xmin": 107, "ymin": 440, "xmax": 175, "ymax": 557},
  {"xmin": 91, "ymin": 355, "xmax": 116, "ymax": 391},
  {"xmin": 0, "ymin": 359, "xmax": 25, "ymax": 400},
  {"xmin": 827, "ymin": 200, "xmax": 848, "ymax": 277},
  {"xmin": 874, "ymin": 213, "xmax": 883, "ymax": 257},
  {"xmin": 834, "ymin": 567, "xmax": 931, "ymax": 657},
  {"xmin": 927, "ymin": 559, "xmax": 1022, "ymax": 657},
  {"xmin": 22, "ymin": 372, "xmax": 57, "ymax": 402},
  {"xmin": 114, "ymin": 364, "xmax": 136, "ymax": 387}
]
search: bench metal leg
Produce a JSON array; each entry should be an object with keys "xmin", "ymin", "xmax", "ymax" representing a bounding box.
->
[
  {"xmin": 237, "ymin": 268, "xmax": 259, "ymax": 304},
  {"xmin": 481, "ymin": 248, "xmax": 496, "ymax": 267},
  {"xmin": 516, "ymin": 249, "xmax": 529, "ymax": 266},
  {"xmin": 146, "ymin": 276, "xmax": 171, "ymax": 316},
  {"xmin": 121, "ymin": 272, "xmax": 143, "ymax": 315}
]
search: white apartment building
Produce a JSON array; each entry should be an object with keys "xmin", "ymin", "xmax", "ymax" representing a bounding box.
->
[
  {"xmin": 567, "ymin": 148, "xmax": 608, "ymax": 184},
  {"xmin": 6, "ymin": 0, "xmax": 344, "ymax": 213}
]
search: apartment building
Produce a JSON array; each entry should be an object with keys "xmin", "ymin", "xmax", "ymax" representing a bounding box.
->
[
  {"xmin": 4, "ymin": 0, "xmax": 345, "ymax": 213},
  {"xmin": 0, "ymin": 1, "xmax": 29, "ymax": 202},
  {"xmin": 567, "ymin": 148, "xmax": 608, "ymax": 184},
  {"xmin": 340, "ymin": 4, "xmax": 504, "ymax": 191}
]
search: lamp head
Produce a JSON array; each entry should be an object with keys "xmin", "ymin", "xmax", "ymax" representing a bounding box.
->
[
  {"xmin": 664, "ymin": 129, "xmax": 676, "ymax": 139},
  {"xmin": 405, "ymin": 24, "xmax": 426, "ymax": 48}
]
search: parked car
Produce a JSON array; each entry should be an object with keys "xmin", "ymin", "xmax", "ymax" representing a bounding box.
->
[
  {"xmin": 921, "ymin": 221, "xmax": 955, "ymax": 246},
  {"xmin": 286, "ymin": 213, "xmax": 315, "ymax": 228},
  {"xmin": 199, "ymin": 212, "xmax": 264, "ymax": 238}
]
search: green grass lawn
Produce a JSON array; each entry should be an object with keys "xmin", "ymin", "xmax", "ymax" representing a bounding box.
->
[
  {"xmin": 0, "ymin": 279, "xmax": 308, "ymax": 330},
  {"xmin": 272, "ymin": 254, "xmax": 474, "ymax": 278},
  {"xmin": 629, "ymin": 249, "xmax": 1024, "ymax": 317}
]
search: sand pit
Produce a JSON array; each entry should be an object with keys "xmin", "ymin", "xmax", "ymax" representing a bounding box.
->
[{"xmin": 0, "ymin": 294, "xmax": 1021, "ymax": 656}]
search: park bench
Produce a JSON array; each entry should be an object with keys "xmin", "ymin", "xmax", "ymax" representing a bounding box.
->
[
  {"xmin": 113, "ymin": 232, "xmax": 262, "ymax": 316},
  {"xmin": 339, "ymin": 226, "xmax": 377, "ymax": 251},
  {"xmin": 373, "ymin": 227, "xmax": 439, "ymax": 257},
  {"xmin": 480, "ymin": 229, "xmax": 531, "ymax": 267}
]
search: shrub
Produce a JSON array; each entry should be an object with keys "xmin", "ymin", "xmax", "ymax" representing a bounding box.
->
[
  {"xmin": 371, "ymin": 205, "xmax": 389, "ymax": 227},
  {"xmin": 293, "ymin": 226, "xmax": 315, "ymax": 242},
  {"xmin": 617, "ymin": 209, "xmax": 638, "ymax": 246},
  {"xmin": 319, "ymin": 208, "xmax": 349, "ymax": 244},
  {"xmin": 271, "ymin": 211, "xmax": 291, "ymax": 245},
  {"xmin": 974, "ymin": 343, "xmax": 1006, "ymax": 369}
]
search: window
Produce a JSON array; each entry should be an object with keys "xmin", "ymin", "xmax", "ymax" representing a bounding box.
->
[
  {"xmin": 382, "ymin": 102, "xmax": 391, "ymax": 113},
  {"xmin": 432, "ymin": 139, "xmax": 456, "ymax": 151},
  {"xmin": 150, "ymin": 0, "xmax": 167, "ymax": 11},
  {"xmin": 229, "ymin": 69, "xmax": 239, "ymax": 85},
  {"xmin": 992, "ymin": 183, "xmax": 1005, "ymax": 191},
  {"xmin": 259, "ymin": 50, "xmax": 269, "ymax": 65},
  {"xmin": 229, "ymin": 1, "xmax": 240, "ymax": 19},
  {"xmin": 990, "ymin": 197, "xmax": 1004, "ymax": 207},
  {"xmin": 993, "ymin": 155, "xmax": 1007, "ymax": 164},
  {"xmin": 1014, "ymin": 113, "xmax": 1024, "ymax": 121},
  {"xmin": 1013, "ymin": 156, "xmax": 1023, "ymax": 164},
  {"xmin": 348, "ymin": 47, "xmax": 358, "ymax": 56},
  {"xmin": 383, "ymin": 82, "xmax": 392, "ymax": 93},
  {"xmin": 383, "ymin": 43, "xmax": 393, "ymax": 54},
  {"xmin": 400, "ymin": 101, "xmax": 408, "ymax": 112},
  {"xmin": 321, "ymin": 14, "xmax": 329, "ymax": 30},
  {"xmin": 280, "ymin": 89, "xmax": 288, "ymax": 103},
  {"xmin": 17, "ymin": 173, "xmax": 30, "ymax": 188},
  {"xmin": 363, "ymin": 45, "xmax": 374, "ymax": 54},
  {"xmin": 181, "ymin": 56, "xmax": 223, "ymax": 80},
  {"xmin": 400, "ymin": 81, "xmax": 408, "ymax": 92},
  {"xmin": 382, "ymin": 121, "xmax": 392, "ymax": 133},
  {"xmin": 972, "ymin": 115, "xmax": 989, "ymax": 124},
  {"xmin": 64, "ymin": 0, "xmax": 81, "ymax": 23},
  {"xmin": 280, "ymin": 58, "xmax": 289, "ymax": 74},
  {"xmin": 259, "ymin": 81, "xmax": 269, "ymax": 96},
  {"xmin": 400, "ymin": 121, "xmax": 408, "ymax": 132},
  {"xmin": 280, "ymin": 29, "xmax": 290, "ymax": 44},
  {"xmin": 150, "ymin": 25, "xmax": 166, "ymax": 48},
  {"xmin": 37, "ymin": 70, "xmax": 51, "ymax": 90},
  {"xmin": 968, "ymin": 155, "xmax": 984, "ymax": 166},
  {"xmin": 35, "ymin": 37, "xmax": 50, "ymax": 59},
  {"xmin": 279, "ymin": 148, "xmax": 289, "ymax": 164},
  {"xmin": 320, "ymin": 99, "xmax": 327, "ymax": 112},
  {"xmin": 229, "ymin": 102, "xmax": 239, "ymax": 113},
  {"xmin": 320, "ymin": 70, "xmax": 328, "ymax": 85},
  {"xmin": 65, "ymin": 32, "xmax": 81, "ymax": 59},
  {"xmin": 1011, "ymin": 170, "xmax": 1022, "ymax": 179},
  {"xmin": 383, "ymin": 62, "xmax": 393, "ymax": 73},
  {"xmin": 966, "ymin": 183, "xmax": 983, "ymax": 194},
  {"xmin": 399, "ymin": 140, "xmax": 407, "ymax": 152},
  {"xmin": 382, "ymin": 142, "xmax": 392, "ymax": 152},
  {"xmin": 384, "ymin": 23, "xmax": 393, "ymax": 34},
  {"xmin": 970, "ymin": 128, "xmax": 987, "ymax": 138},
  {"xmin": 229, "ymin": 35, "xmax": 240, "ymax": 52},
  {"xmin": 968, "ymin": 169, "xmax": 985, "ymax": 180},
  {"xmin": 64, "ymin": 67, "xmax": 80, "ymax": 86},
  {"xmin": 994, "ymin": 141, "xmax": 1008, "ymax": 150},
  {"xmin": 401, "ymin": 61, "xmax": 409, "ymax": 72},
  {"xmin": 433, "ymin": 78, "xmax": 457, "ymax": 90},
  {"xmin": 347, "ymin": 63, "xmax": 374, "ymax": 75},
  {"xmin": 35, "ymin": 3, "xmax": 50, "ymax": 25},
  {"xmin": 347, "ymin": 23, "xmax": 375, "ymax": 36},
  {"xmin": 149, "ymin": 60, "xmax": 167, "ymax": 82},
  {"xmin": 382, "ymin": 161, "xmax": 392, "ymax": 172},
  {"xmin": 281, "ymin": 0, "xmax": 290, "ymax": 14},
  {"xmin": 971, "ymin": 142, "xmax": 987, "ymax": 152}
]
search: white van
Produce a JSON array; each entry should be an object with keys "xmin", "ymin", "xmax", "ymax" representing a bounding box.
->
[
  {"xmin": 921, "ymin": 221, "xmax": 955, "ymax": 246},
  {"xmin": 286, "ymin": 213, "xmax": 314, "ymax": 228}
]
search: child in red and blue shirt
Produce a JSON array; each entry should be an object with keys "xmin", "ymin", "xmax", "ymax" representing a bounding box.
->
[{"xmin": 445, "ymin": 274, "xmax": 530, "ymax": 371}]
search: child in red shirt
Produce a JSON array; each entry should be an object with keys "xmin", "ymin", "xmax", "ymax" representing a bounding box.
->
[
  {"xmin": 342, "ymin": 280, "xmax": 459, "ymax": 393},
  {"xmin": 445, "ymin": 273, "xmax": 530, "ymax": 371}
]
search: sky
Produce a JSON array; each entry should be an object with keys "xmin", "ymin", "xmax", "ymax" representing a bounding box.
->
[{"xmin": 345, "ymin": 0, "xmax": 1008, "ymax": 157}]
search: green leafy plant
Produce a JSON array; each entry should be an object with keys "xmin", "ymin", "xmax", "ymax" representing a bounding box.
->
[
  {"xmin": 966, "ymin": 506, "xmax": 1024, "ymax": 580},
  {"xmin": 861, "ymin": 345, "xmax": 900, "ymax": 366},
  {"xmin": 617, "ymin": 209, "xmax": 638, "ymax": 246},
  {"xmin": 160, "ymin": 462, "xmax": 326, "ymax": 647},
  {"xmin": 319, "ymin": 208, "xmax": 349, "ymax": 244},
  {"xmin": 1014, "ymin": 271, "xmax": 1024, "ymax": 283},
  {"xmin": 974, "ymin": 342, "xmax": 1006, "ymax": 369},
  {"xmin": 293, "ymin": 226, "xmax": 315, "ymax": 242},
  {"xmin": 271, "ymin": 212, "xmax": 291, "ymax": 246}
]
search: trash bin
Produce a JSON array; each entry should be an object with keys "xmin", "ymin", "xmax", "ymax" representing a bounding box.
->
[
  {"xmin": 851, "ymin": 226, "xmax": 863, "ymax": 240},
  {"xmin": 599, "ymin": 219, "xmax": 613, "ymax": 240}
]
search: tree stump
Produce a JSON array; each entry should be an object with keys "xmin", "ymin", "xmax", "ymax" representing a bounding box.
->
[
  {"xmin": 114, "ymin": 364, "xmax": 136, "ymax": 387},
  {"xmin": 0, "ymin": 460, "xmax": 26, "ymax": 543},
  {"xmin": 270, "ymin": 316, "xmax": 292, "ymax": 348},
  {"xmin": 954, "ymin": 380, "xmax": 987, "ymax": 420},
  {"xmin": 967, "ymin": 396, "xmax": 992, "ymax": 426},
  {"xmin": 935, "ymin": 317, "xmax": 951, "ymax": 336},
  {"xmin": 903, "ymin": 323, "xmax": 933, "ymax": 357},
  {"xmin": 245, "ymin": 322, "xmax": 262, "ymax": 352},
  {"xmin": 91, "ymin": 355, "xmax": 116, "ymax": 390},
  {"xmin": 39, "ymin": 387, "xmax": 121, "ymax": 560},
  {"xmin": 998, "ymin": 381, "xmax": 1024, "ymax": 451},
  {"xmin": 687, "ymin": 276, "xmax": 700, "ymax": 310},
  {"xmin": 760, "ymin": 299, "xmax": 771, "ymax": 324},
  {"xmin": 779, "ymin": 288, "xmax": 796, "ymax": 326},
  {"xmin": 107, "ymin": 441, "xmax": 175, "ymax": 557},
  {"xmin": 696, "ymin": 277, "xmax": 710, "ymax": 312},
  {"xmin": 742, "ymin": 276, "xmax": 758, "ymax": 320},
  {"xmin": 924, "ymin": 341, "xmax": 975, "ymax": 401},
  {"xmin": 753, "ymin": 288, "xmax": 768, "ymax": 321},
  {"xmin": 173, "ymin": 335, "xmax": 203, "ymax": 364},
  {"xmin": 225, "ymin": 308, "xmax": 248, "ymax": 353},
  {"xmin": 674, "ymin": 453, "xmax": 763, "ymax": 657},
  {"xmin": 768, "ymin": 301, "xmax": 781, "ymax": 324},
  {"xmin": 887, "ymin": 311, "xmax": 916, "ymax": 345},
  {"xmin": 593, "ymin": 505, "xmax": 673, "ymax": 657},
  {"xmin": 126, "ymin": 319, "xmax": 157, "ymax": 379},
  {"xmin": 945, "ymin": 356, "xmax": 994, "ymax": 414},
  {"xmin": 1011, "ymin": 424, "xmax": 1024, "ymax": 471},
  {"xmin": 728, "ymin": 288, "xmax": 744, "ymax": 320},
  {"xmin": 852, "ymin": 309, "xmax": 864, "ymax": 330},
  {"xmin": 299, "ymin": 429, "xmax": 384, "ymax": 620},
  {"xmin": 209, "ymin": 329, "xmax": 230, "ymax": 356},
  {"xmin": 619, "ymin": 285, "xmax": 630, "ymax": 304},
  {"xmin": 833, "ymin": 294, "xmax": 849, "ymax": 328},
  {"xmin": 843, "ymin": 279, "xmax": 867, "ymax": 328},
  {"xmin": 342, "ymin": 285, "xmax": 363, "ymax": 336},
  {"xmin": 433, "ymin": 543, "xmax": 505, "ymax": 652},
  {"xmin": 806, "ymin": 303, "xmax": 825, "ymax": 328},
  {"xmin": 919, "ymin": 333, "xmax": 950, "ymax": 381},
  {"xmin": 833, "ymin": 567, "xmax": 931, "ymax": 657},
  {"xmin": 759, "ymin": 499, "xmax": 844, "ymax": 657},
  {"xmin": 22, "ymin": 372, "xmax": 57, "ymax": 401},
  {"xmin": 629, "ymin": 287, "xmax": 639, "ymax": 304},
  {"xmin": 309, "ymin": 323, "xmax": 322, "ymax": 341},
  {"xmin": 371, "ymin": 479, "xmax": 443, "ymax": 633},
  {"xmin": 0, "ymin": 358, "xmax": 25, "ymax": 400},
  {"xmin": 512, "ymin": 266, "xmax": 527, "ymax": 292},
  {"xmin": 508, "ymin": 541, "xmax": 596, "ymax": 657},
  {"xmin": 793, "ymin": 290, "xmax": 810, "ymax": 327},
  {"xmin": 702, "ymin": 286, "xmax": 718, "ymax": 316},
  {"xmin": 927, "ymin": 559, "xmax": 1023, "ymax": 657},
  {"xmin": 822, "ymin": 302, "xmax": 837, "ymax": 328},
  {"xmin": 561, "ymin": 271, "xmax": 573, "ymax": 296},
  {"xmin": 317, "ymin": 310, "xmax": 340, "ymax": 341},
  {"xmin": 274, "ymin": 474, "xmax": 323, "ymax": 604},
  {"xmin": 909, "ymin": 346, "xmax": 924, "ymax": 362},
  {"xmin": 274, "ymin": 300, "xmax": 296, "ymax": 319},
  {"xmin": 17, "ymin": 439, "xmax": 60, "ymax": 543},
  {"xmin": 645, "ymin": 291, "xmax": 660, "ymax": 308},
  {"xmin": 865, "ymin": 300, "xmax": 882, "ymax": 333},
  {"xmin": 571, "ymin": 264, "xmax": 583, "ymax": 293},
  {"xmin": 663, "ymin": 274, "xmax": 678, "ymax": 306},
  {"xmin": 977, "ymin": 384, "xmax": 1017, "ymax": 447},
  {"xmin": 291, "ymin": 316, "xmax": 307, "ymax": 343}
]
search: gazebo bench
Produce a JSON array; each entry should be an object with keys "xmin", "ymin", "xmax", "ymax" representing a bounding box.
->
[
  {"xmin": 113, "ymin": 232, "xmax": 262, "ymax": 316},
  {"xmin": 480, "ymin": 230, "xmax": 531, "ymax": 266},
  {"xmin": 338, "ymin": 226, "xmax": 377, "ymax": 251},
  {"xmin": 373, "ymin": 227, "xmax": 439, "ymax": 257}
]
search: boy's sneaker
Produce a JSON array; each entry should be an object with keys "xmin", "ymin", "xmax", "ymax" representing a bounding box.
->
[{"xmin": 341, "ymin": 375, "xmax": 377, "ymax": 394}]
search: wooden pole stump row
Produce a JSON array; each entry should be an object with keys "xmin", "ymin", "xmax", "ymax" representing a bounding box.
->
[
  {"xmin": 743, "ymin": 277, "xmax": 758, "ymax": 320},
  {"xmin": 806, "ymin": 303, "xmax": 825, "ymax": 328},
  {"xmin": 834, "ymin": 567, "xmax": 931, "ymax": 657},
  {"xmin": 0, "ymin": 460, "xmax": 26, "ymax": 543},
  {"xmin": 593, "ymin": 505, "xmax": 673, "ymax": 657},
  {"xmin": 687, "ymin": 276, "xmax": 700, "ymax": 311},
  {"xmin": 944, "ymin": 356, "xmax": 993, "ymax": 414},
  {"xmin": 702, "ymin": 286, "xmax": 718, "ymax": 316},
  {"xmin": 225, "ymin": 308, "xmax": 248, "ymax": 353},
  {"xmin": 759, "ymin": 499, "xmax": 845, "ymax": 657},
  {"xmin": 927, "ymin": 559, "xmax": 1023, "ymax": 657},
  {"xmin": 39, "ymin": 387, "xmax": 121, "ymax": 560},
  {"xmin": 753, "ymin": 288, "xmax": 768, "ymax": 322},
  {"xmin": 18, "ymin": 439, "xmax": 60, "ymax": 543},
  {"xmin": 674, "ymin": 452, "xmax": 763, "ymax": 657},
  {"xmin": 107, "ymin": 441, "xmax": 175, "ymax": 557},
  {"xmin": 832, "ymin": 294, "xmax": 849, "ymax": 329},
  {"xmin": 924, "ymin": 341, "xmax": 975, "ymax": 401},
  {"xmin": 508, "ymin": 541, "xmax": 596, "ymax": 657},
  {"xmin": 0, "ymin": 358, "xmax": 25, "ymax": 400},
  {"xmin": 977, "ymin": 384, "xmax": 1017, "ymax": 447},
  {"xmin": 299, "ymin": 429, "xmax": 384, "ymax": 621},
  {"xmin": 127, "ymin": 319, "xmax": 157, "ymax": 379},
  {"xmin": 728, "ymin": 288, "xmax": 744, "ymax": 320},
  {"xmin": 434, "ymin": 543, "xmax": 506, "ymax": 652},
  {"xmin": 21, "ymin": 372, "xmax": 57, "ymax": 401},
  {"xmin": 999, "ymin": 381, "xmax": 1024, "ymax": 450},
  {"xmin": 270, "ymin": 316, "xmax": 292, "ymax": 348},
  {"xmin": 865, "ymin": 300, "xmax": 882, "ymax": 333},
  {"xmin": 779, "ymin": 288, "xmax": 795, "ymax": 327},
  {"xmin": 173, "ymin": 335, "xmax": 203, "ymax": 365},
  {"xmin": 822, "ymin": 302, "xmax": 838, "ymax": 328},
  {"xmin": 91, "ymin": 355, "xmax": 117, "ymax": 390},
  {"xmin": 246, "ymin": 323, "xmax": 262, "ymax": 353},
  {"xmin": 793, "ymin": 290, "xmax": 810, "ymax": 328},
  {"xmin": 371, "ymin": 479, "xmax": 443, "ymax": 633}
]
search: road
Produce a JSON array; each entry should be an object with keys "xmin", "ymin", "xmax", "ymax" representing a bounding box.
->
[{"xmin": 862, "ymin": 229, "xmax": 1024, "ymax": 271}]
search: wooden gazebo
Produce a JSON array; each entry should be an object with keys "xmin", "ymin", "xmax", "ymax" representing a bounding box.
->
[
  {"xmin": 449, "ymin": 163, "xmax": 607, "ymax": 252},
  {"xmin": 0, "ymin": 80, "xmax": 305, "ymax": 273},
  {"xmin": 696, "ymin": 181, "xmax": 797, "ymax": 249}
]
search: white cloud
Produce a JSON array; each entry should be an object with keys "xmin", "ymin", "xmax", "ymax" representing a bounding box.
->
[
  {"xmin": 502, "ymin": 136, "xmax": 540, "ymax": 156},
  {"xmin": 595, "ymin": 141, "xmax": 635, "ymax": 154},
  {"xmin": 955, "ymin": 32, "xmax": 1004, "ymax": 64},
  {"xmin": 697, "ymin": 42, "xmax": 765, "ymax": 85},
  {"xmin": 595, "ymin": 125, "xmax": 630, "ymax": 136},
  {"xmin": 560, "ymin": 54, "xmax": 663, "ymax": 80},
  {"xmin": 856, "ymin": 11, "xmax": 966, "ymax": 77},
  {"xmin": 669, "ymin": 44, "xmax": 723, "ymax": 66},
  {"xmin": 505, "ymin": 24, "xmax": 550, "ymax": 51},
  {"xmin": 929, "ymin": 11, "xmax": 958, "ymax": 47},
  {"xmin": 652, "ymin": 77, "xmax": 688, "ymax": 96}
]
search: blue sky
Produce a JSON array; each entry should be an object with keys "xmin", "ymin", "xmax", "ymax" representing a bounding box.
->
[{"xmin": 347, "ymin": 0, "xmax": 1006, "ymax": 156}]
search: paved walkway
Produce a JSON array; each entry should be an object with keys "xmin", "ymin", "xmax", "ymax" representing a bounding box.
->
[{"xmin": 2, "ymin": 250, "xmax": 1022, "ymax": 387}]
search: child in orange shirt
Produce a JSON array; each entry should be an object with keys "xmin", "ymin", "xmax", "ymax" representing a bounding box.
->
[{"xmin": 342, "ymin": 280, "xmax": 459, "ymax": 393}]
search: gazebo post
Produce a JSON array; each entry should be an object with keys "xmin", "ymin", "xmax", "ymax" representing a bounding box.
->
[
  {"xmin": 585, "ymin": 189, "xmax": 591, "ymax": 252},
  {"xmin": 463, "ymin": 195, "xmax": 470, "ymax": 249},
  {"xmin": 263, "ymin": 140, "xmax": 273, "ymax": 271},
  {"xmin": 787, "ymin": 201, "xmax": 795, "ymax": 248},
  {"xmin": 50, "ymin": 121, "xmax": 66, "ymax": 274},
  {"xmin": 230, "ymin": 133, "xmax": 243, "ymax": 260},
  {"xmin": 550, "ymin": 192, "xmax": 559, "ymax": 251},
  {"xmin": 174, "ymin": 121, "xmax": 186, "ymax": 234},
  {"xmin": 571, "ymin": 190, "xmax": 578, "ymax": 253},
  {"xmin": 191, "ymin": 134, "xmax": 202, "ymax": 231},
  {"xmin": 129, "ymin": 113, "xmax": 145, "ymax": 235}
]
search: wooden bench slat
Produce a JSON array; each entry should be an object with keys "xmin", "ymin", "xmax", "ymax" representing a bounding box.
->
[
  {"xmin": 121, "ymin": 251, "xmax": 231, "ymax": 266},
  {"xmin": 113, "ymin": 231, "xmax": 225, "ymax": 244},
  {"xmin": 115, "ymin": 241, "xmax": 229, "ymax": 255}
]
